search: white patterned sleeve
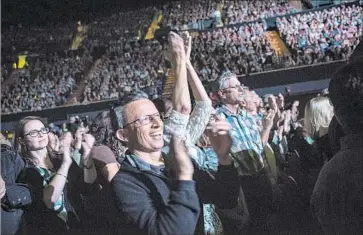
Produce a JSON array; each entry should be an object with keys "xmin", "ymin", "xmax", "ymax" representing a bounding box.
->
[
  {"xmin": 163, "ymin": 110, "xmax": 190, "ymax": 145},
  {"xmin": 186, "ymin": 100, "xmax": 213, "ymax": 145}
]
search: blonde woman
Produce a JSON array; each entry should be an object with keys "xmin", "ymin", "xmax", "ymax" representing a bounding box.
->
[{"xmin": 304, "ymin": 96, "xmax": 334, "ymax": 163}]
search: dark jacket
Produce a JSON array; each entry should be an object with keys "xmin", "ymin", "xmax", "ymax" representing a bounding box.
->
[
  {"xmin": 1, "ymin": 144, "xmax": 31, "ymax": 235},
  {"xmin": 111, "ymin": 153, "xmax": 239, "ymax": 235},
  {"xmin": 311, "ymin": 134, "xmax": 363, "ymax": 235},
  {"xmin": 328, "ymin": 116, "xmax": 345, "ymax": 156},
  {"xmin": 315, "ymin": 134, "xmax": 333, "ymax": 164},
  {"xmin": 21, "ymin": 158, "xmax": 100, "ymax": 235}
]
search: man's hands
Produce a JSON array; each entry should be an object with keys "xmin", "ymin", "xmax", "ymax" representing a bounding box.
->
[
  {"xmin": 170, "ymin": 136, "xmax": 194, "ymax": 181},
  {"xmin": 180, "ymin": 31, "xmax": 192, "ymax": 62},
  {"xmin": 263, "ymin": 109, "xmax": 276, "ymax": 131},
  {"xmin": 165, "ymin": 32, "xmax": 186, "ymax": 68},
  {"xmin": 74, "ymin": 127, "xmax": 87, "ymax": 150},
  {"xmin": 205, "ymin": 115, "xmax": 233, "ymax": 165}
]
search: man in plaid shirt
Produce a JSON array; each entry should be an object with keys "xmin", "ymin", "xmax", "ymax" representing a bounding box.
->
[
  {"xmin": 215, "ymin": 72, "xmax": 264, "ymax": 163},
  {"xmin": 215, "ymin": 71, "xmax": 276, "ymax": 234}
]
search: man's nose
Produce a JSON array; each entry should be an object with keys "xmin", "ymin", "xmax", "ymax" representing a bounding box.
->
[{"xmin": 151, "ymin": 117, "xmax": 163, "ymax": 127}]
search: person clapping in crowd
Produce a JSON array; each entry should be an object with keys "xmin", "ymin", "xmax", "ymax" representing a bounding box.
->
[
  {"xmin": 14, "ymin": 117, "xmax": 98, "ymax": 235},
  {"xmin": 1, "ymin": 133, "xmax": 32, "ymax": 235},
  {"xmin": 110, "ymin": 32, "xmax": 239, "ymax": 235}
]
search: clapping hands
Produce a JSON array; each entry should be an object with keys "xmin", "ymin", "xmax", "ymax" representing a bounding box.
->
[
  {"xmin": 169, "ymin": 136, "xmax": 194, "ymax": 181},
  {"xmin": 165, "ymin": 32, "xmax": 186, "ymax": 67},
  {"xmin": 205, "ymin": 115, "xmax": 233, "ymax": 165}
]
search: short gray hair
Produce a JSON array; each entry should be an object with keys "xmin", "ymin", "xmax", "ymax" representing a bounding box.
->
[
  {"xmin": 215, "ymin": 71, "xmax": 237, "ymax": 91},
  {"xmin": 123, "ymin": 90, "xmax": 149, "ymax": 104},
  {"xmin": 119, "ymin": 90, "xmax": 150, "ymax": 127}
]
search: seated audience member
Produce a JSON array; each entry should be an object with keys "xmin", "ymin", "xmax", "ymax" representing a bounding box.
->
[
  {"xmin": 111, "ymin": 32, "xmax": 239, "ymax": 235},
  {"xmin": 311, "ymin": 57, "xmax": 363, "ymax": 234},
  {"xmin": 1, "ymin": 53, "xmax": 87, "ymax": 114},
  {"xmin": 1, "ymin": 133, "xmax": 32, "ymax": 235},
  {"xmin": 15, "ymin": 117, "xmax": 98, "ymax": 235},
  {"xmin": 277, "ymin": 5, "xmax": 362, "ymax": 65}
]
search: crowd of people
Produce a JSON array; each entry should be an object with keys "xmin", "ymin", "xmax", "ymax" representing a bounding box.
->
[
  {"xmin": 160, "ymin": 0, "xmax": 219, "ymax": 30},
  {"xmin": 1, "ymin": 25, "xmax": 73, "ymax": 55},
  {"xmin": 1, "ymin": 64, "xmax": 10, "ymax": 84},
  {"xmin": 223, "ymin": 0, "xmax": 297, "ymax": 25},
  {"xmin": 277, "ymin": 4, "xmax": 363, "ymax": 64},
  {"xmin": 1, "ymin": 52, "xmax": 91, "ymax": 114},
  {"xmin": 1, "ymin": 32, "xmax": 362, "ymax": 235},
  {"xmin": 1, "ymin": 2, "xmax": 363, "ymax": 114},
  {"xmin": 82, "ymin": 39, "xmax": 165, "ymax": 103},
  {"xmin": 191, "ymin": 21, "xmax": 277, "ymax": 82},
  {"xmin": 160, "ymin": 0, "xmax": 297, "ymax": 30},
  {"xmin": 88, "ymin": 7, "xmax": 156, "ymax": 41}
]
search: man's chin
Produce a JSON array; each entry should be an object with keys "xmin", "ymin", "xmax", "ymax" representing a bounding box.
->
[{"xmin": 153, "ymin": 142, "xmax": 164, "ymax": 151}]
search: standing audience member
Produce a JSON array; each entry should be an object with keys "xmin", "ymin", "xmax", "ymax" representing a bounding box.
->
[
  {"xmin": 15, "ymin": 117, "xmax": 98, "ymax": 235},
  {"xmin": 82, "ymin": 110, "xmax": 125, "ymax": 234},
  {"xmin": 111, "ymin": 32, "xmax": 239, "ymax": 235},
  {"xmin": 1, "ymin": 133, "xmax": 32, "ymax": 235},
  {"xmin": 215, "ymin": 72, "xmax": 286, "ymax": 234},
  {"xmin": 301, "ymin": 96, "xmax": 335, "ymax": 211},
  {"xmin": 89, "ymin": 111, "xmax": 122, "ymax": 183},
  {"xmin": 311, "ymin": 57, "xmax": 363, "ymax": 234},
  {"xmin": 163, "ymin": 31, "xmax": 231, "ymax": 235},
  {"xmin": 304, "ymin": 96, "xmax": 334, "ymax": 164}
]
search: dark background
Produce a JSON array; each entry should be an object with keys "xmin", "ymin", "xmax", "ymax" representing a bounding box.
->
[{"xmin": 1, "ymin": 0, "xmax": 178, "ymax": 28}]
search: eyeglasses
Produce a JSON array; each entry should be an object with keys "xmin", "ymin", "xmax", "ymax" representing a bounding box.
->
[
  {"xmin": 123, "ymin": 112, "xmax": 163, "ymax": 128},
  {"xmin": 24, "ymin": 127, "xmax": 50, "ymax": 137}
]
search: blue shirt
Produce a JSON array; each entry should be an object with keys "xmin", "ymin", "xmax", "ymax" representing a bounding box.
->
[
  {"xmin": 193, "ymin": 147, "xmax": 219, "ymax": 173},
  {"xmin": 216, "ymin": 105, "xmax": 264, "ymax": 161},
  {"xmin": 125, "ymin": 153, "xmax": 166, "ymax": 177}
]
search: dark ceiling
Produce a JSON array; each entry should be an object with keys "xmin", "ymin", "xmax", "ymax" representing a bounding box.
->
[{"xmin": 1, "ymin": 0, "xmax": 179, "ymax": 28}]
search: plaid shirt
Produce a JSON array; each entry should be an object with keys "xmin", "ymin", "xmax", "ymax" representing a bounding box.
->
[{"xmin": 216, "ymin": 105, "xmax": 264, "ymax": 162}]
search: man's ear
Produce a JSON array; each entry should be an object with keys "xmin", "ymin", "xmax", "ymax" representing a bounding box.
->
[
  {"xmin": 240, "ymin": 99, "xmax": 246, "ymax": 108},
  {"xmin": 116, "ymin": 129, "xmax": 128, "ymax": 143}
]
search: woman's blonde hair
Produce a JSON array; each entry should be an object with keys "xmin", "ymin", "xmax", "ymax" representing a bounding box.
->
[{"xmin": 304, "ymin": 96, "xmax": 334, "ymax": 139}]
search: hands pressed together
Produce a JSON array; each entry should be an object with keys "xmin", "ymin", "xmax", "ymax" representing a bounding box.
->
[
  {"xmin": 50, "ymin": 128, "xmax": 95, "ymax": 167},
  {"xmin": 165, "ymin": 32, "xmax": 187, "ymax": 67},
  {"xmin": 166, "ymin": 31, "xmax": 234, "ymax": 180},
  {"xmin": 205, "ymin": 115, "xmax": 233, "ymax": 165}
]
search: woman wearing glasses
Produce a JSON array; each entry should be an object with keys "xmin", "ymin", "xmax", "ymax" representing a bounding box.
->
[{"xmin": 14, "ymin": 116, "xmax": 97, "ymax": 235}]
